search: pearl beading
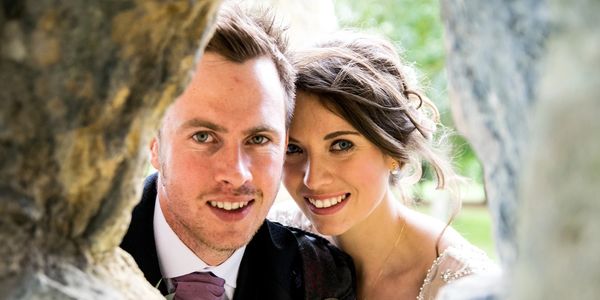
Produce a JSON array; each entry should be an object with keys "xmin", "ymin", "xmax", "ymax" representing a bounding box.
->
[{"xmin": 416, "ymin": 244, "xmax": 495, "ymax": 300}]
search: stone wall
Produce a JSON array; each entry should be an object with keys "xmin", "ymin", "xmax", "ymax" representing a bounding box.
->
[{"xmin": 0, "ymin": 1, "xmax": 222, "ymax": 298}]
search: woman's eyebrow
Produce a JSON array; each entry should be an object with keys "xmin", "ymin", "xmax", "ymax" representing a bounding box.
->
[{"xmin": 323, "ymin": 131, "xmax": 360, "ymax": 140}]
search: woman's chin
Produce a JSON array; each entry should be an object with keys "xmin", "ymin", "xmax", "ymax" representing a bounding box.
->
[{"xmin": 313, "ymin": 223, "xmax": 346, "ymax": 237}]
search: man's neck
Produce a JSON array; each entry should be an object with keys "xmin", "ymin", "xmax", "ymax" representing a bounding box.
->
[
  {"xmin": 153, "ymin": 194, "xmax": 247, "ymax": 294},
  {"xmin": 174, "ymin": 225, "xmax": 235, "ymax": 266}
]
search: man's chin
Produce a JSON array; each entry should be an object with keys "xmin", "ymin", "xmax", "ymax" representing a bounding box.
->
[
  {"xmin": 199, "ymin": 219, "xmax": 262, "ymax": 250},
  {"xmin": 211, "ymin": 227, "xmax": 261, "ymax": 251},
  {"xmin": 210, "ymin": 239, "xmax": 250, "ymax": 252}
]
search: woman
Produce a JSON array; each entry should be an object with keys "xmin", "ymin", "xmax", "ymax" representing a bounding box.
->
[{"xmin": 280, "ymin": 32, "xmax": 497, "ymax": 299}]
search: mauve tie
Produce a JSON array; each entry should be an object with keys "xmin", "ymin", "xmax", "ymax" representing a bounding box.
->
[{"xmin": 171, "ymin": 272, "xmax": 226, "ymax": 300}]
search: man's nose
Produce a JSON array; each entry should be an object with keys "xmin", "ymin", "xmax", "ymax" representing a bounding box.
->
[{"xmin": 213, "ymin": 144, "xmax": 253, "ymax": 187}]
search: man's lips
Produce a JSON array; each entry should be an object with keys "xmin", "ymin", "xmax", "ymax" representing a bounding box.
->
[
  {"xmin": 207, "ymin": 199, "xmax": 255, "ymax": 222},
  {"xmin": 208, "ymin": 199, "xmax": 252, "ymax": 211}
]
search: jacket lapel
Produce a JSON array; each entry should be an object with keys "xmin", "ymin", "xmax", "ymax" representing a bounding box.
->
[{"xmin": 120, "ymin": 173, "xmax": 167, "ymax": 294}]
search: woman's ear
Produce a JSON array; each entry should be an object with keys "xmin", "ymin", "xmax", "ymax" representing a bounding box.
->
[{"xmin": 385, "ymin": 157, "xmax": 402, "ymax": 175}]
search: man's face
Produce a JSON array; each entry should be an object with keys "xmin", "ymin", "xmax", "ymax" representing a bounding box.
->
[{"xmin": 150, "ymin": 52, "xmax": 287, "ymax": 261}]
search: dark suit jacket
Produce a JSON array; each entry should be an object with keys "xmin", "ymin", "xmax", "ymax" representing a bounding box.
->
[{"xmin": 121, "ymin": 173, "xmax": 356, "ymax": 300}]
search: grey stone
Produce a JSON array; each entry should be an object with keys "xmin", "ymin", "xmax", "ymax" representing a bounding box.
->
[{"xmin": 441, "ymin": 0, "xmax": 550, "ymax": 269}]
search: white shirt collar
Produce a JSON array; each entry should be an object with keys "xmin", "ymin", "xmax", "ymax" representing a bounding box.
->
[{"xmin": 153, "ymin": 196, "xmax": 245, "ymax": 299}]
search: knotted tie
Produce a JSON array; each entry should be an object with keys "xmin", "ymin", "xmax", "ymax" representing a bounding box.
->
[{"xmin": 171, "ymin": 272, "xmax": 226, "ymax": 300}]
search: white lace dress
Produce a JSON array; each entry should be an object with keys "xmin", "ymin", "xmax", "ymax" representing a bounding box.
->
[
  {"xmin": 416, "ymin": 244, "xmax": 499, "ymax": 300},
  {"xmin": 267, "ymin": 202, "xmax": 499, "ymax": 300}
]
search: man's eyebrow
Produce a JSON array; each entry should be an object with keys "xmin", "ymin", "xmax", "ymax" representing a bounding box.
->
[
  {"xmin": 323, "ymin": 131, "xmax": 360, "ymax": 140},
  {"xmin": 180, "ymin": 118, "xmax": 227, "ymax": 132},
  {"xmin": 243, "ymin": 125, "xmax": 279, "ymax": 136}
]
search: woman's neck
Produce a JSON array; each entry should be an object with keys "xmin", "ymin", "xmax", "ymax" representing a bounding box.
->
[{"xmin": 333, "ymin": 190, "xmax": 410, "ymax": 288}]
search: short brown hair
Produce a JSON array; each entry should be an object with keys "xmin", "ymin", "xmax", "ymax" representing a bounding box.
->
[{"xmin": 206, "ymin": 4, "xmax": 296, "ymax": 127}]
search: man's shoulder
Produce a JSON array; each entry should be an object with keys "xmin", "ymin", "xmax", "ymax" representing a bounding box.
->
[
  {"xmin": 265, "ymin": 220, "xmax": 325, "ymax": 242},
  {"xmin": 281, "ymin": 224, "xmax": 339, "ymax": 252},
  {"xmin": 264, "ymin": 220, "xmax": 357, "ymax": 300},
  {"xmin": 119, "ymin": 173, "xmax": 163, "ymax": 290},
  {"xmin": 264, "ymin": 220, "xmax": 346, "ymax": 257}
]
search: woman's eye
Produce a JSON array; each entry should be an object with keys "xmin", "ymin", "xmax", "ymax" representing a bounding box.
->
[
  {"xmin": 331, "ymin": 140, "xmax": 353, "ymax": 151},
  {"xmin": 192, "ymin": 132, "xmax": 213, "ymax": 143},
  {"xmin": 286, "ymin": 144, "xmax": 303, "ymax": 155},
  {"xmin": 249, "ymin": 135, "xmax": 269, "ymax": 145}
]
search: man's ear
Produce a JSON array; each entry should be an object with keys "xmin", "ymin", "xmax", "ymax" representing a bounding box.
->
[{"xmin": 149, "ymin": 136, "xmax": 160, "ymax": 170}]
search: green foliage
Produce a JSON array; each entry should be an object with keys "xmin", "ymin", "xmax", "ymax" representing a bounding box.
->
[
  {"xmin": 334, "ymin": 0, "xmax": 482, "ymax": 182},
  {"xmin": 335, "ymin": 0, "xmax": 444, "ymax": 94}
]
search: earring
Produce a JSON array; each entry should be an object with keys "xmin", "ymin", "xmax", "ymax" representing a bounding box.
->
[{"xmin": 390, "ymin": 161, "xmax": 400, "ymax": 175}]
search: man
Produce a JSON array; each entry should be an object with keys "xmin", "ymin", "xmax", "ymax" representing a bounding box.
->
[{"xmin": 120, "ymin": 4, "xmax": 355, "ymax": 300}]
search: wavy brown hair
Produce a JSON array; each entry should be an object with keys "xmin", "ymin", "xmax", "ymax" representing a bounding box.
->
[{"xmin": 293, "ymin": 31, "xmax": 460, "ymax": 205}]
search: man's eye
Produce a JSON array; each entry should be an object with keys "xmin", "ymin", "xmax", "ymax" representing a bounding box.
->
[
  {"xmin": 286, "ymin": 144, "xmax": 303, "ymax": 155},
  {"xmin": 331, "ymin": 140, "xmax": 353, "ymax": 152},
  {"xmin": 249, "ymin": 135, "xmax": 269, "ymax": 145},
  {"xmin": 192, "ymin": 132, "xmax": 213, "ymax": 143}
]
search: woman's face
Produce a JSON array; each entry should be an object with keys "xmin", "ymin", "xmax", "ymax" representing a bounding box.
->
[{"xmin": 283, "ymin": 92, "xmax": 394, "ymax": 236}]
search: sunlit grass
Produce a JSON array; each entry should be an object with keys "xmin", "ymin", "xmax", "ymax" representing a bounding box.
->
[{"xmin": 451, "ymin": 205, "xmax": 497, "ymax": 261}]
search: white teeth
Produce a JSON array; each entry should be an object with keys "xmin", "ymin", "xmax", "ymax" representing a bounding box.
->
[
  {"xmin": 209, "ymin": 200, "xmax": 250, "ymax": 211},
  {"xmin": 307, "ymin": 194, "xmax": 348, "ymax": 208}
]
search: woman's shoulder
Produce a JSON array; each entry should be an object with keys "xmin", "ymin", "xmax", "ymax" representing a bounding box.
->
[
  {"xmin": 417, "ymin": 242, "xmax": 499, "ymax": 300},
  {"xmin": 402, "ymin": 209, "xmax": 499, "ymax": 299}
]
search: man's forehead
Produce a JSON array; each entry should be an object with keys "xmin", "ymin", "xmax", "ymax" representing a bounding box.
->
[
  {"xmin": 198, "ymin": 51, "xmax": 232, "ymax": 65},
  {"xmin": 160, "ymin": 51, "xmax": 287, "ymax": 134}
]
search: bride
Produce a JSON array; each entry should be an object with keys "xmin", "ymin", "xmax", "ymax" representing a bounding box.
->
[{"xmin": 272, "ymin": 31, "xmax": 497, "ymax": 300}]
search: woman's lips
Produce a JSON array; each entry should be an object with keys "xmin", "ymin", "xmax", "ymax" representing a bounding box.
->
[{"xmin": 304, "ymin": 193, "xmax": 350, "ymax": 215}]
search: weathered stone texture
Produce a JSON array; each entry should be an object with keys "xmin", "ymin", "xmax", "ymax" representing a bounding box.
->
[
  {"xmin": 441, "ymin": 0, "xmax": 549, "ymax": 267},
  {"xmin": 513, "ymin": 0, "xmax": 600, "ymax": 299},
  {"xmin": 0, "ymin": 0, "xmax": 222, "ymax": 298}
]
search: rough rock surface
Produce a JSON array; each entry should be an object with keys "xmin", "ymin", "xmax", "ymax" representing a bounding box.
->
[
  {"xmin": 441, "ymin": 0, "xmax": 549, "ymax": 267},
  {"xmin": 0, "ymin": 0, "xmax": 222, "ymax": 298}
]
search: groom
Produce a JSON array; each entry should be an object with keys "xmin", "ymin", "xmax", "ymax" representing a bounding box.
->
[{"xmin": 120, "ymin": 4, "xmax": 355, "ymax": 300}]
